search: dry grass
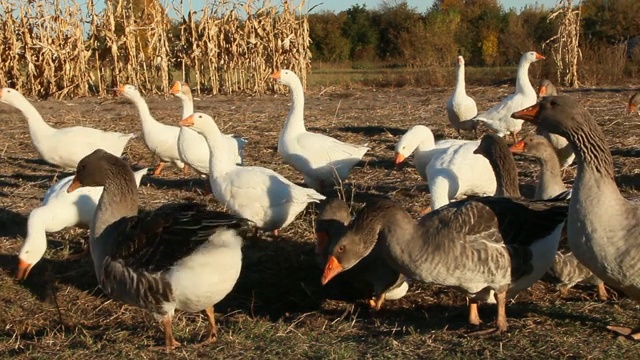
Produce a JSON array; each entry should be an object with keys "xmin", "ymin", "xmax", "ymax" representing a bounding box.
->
[{"xmin": 1, "ymin": 84, "xmax": 640, "ymax": 358}]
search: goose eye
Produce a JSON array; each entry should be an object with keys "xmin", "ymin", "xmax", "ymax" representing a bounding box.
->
[{"xmin": 337, "ymin": 245, "xmax": 345, "ymax": 253}]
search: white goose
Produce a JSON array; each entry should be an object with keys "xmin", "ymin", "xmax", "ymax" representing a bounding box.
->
[
  {"xmin": 474, "ymin": 51, "xmax": 545, "ymax": 142},
  {"xmin": 67, "ymin": 149, "xmax": 251, "ymax": 350},
  {"xmin": 170, "ymin": 81, "xmax": 246, "ymax": 173},
  {"xmin": 16, "ymin": 168, "xmax": 148, "ymax": 280},
  {"xmin": 0, "ymin": 88, "xmax": 134, "ymax": 170},
  {"xmin": 394, "ymin": 125, "xmax": 470, "ymax": 181},
  {"xmin": 118, "ymin": 85, "xmax": 185, "ymax": 176},
  {"xmin": 426, "ymin": 141, "xmax": 497, "ymax": 210},
  {"xmin": 271, "ymin": 69, "xmax": 369, "ymax": 192},
  {"xmin": 446, "ymin": 55, "xmax": 478, "ymax": 137},
  {"xmin": 180, "ymin": 113, "xmax": 325, "ymax": 233}
]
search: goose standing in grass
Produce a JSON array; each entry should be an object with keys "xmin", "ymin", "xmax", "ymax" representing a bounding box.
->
[
  {"xmin": 0, "ymin": 88, "xmax": 135, "ymax": 170},
  {"xmin": 170, "ymin": 81, "xmax": 246, "ymax": 173},
  {"xmin": 537, "ymin": 79, "xmax": 558, "ymax": 97},
  {"xmin": 180, "ymin": 113, "xmax": 325, "ymax": 234},
  {"xmin": 67, "ymin": 149, "xmax": 252, "ymax": 350},
  {"xmin": 393, "ymin": 125, "xmax": 469, "ymax": 180},
  {"xmin": 446, "ymin": 55, "xmax": 478, "ymax": 137},
  {"xmin": 322, "ymin": 197, "xmax": 567, "ymax": 333},
  {"xmin": 271, "ymin": 69, "xmax": 369, "ymax": 193},
  {"xmin": 628, "ymin": 92, "xmax": 640, "ymax": 114},
  {"xmin": 513, "ymin": 95, "xmax": 640, "ymax": 339},
  {"xmin": 474, "ymin": 51, "xmax": 545, "ymax": 143},
  {"xmin": 16, "ymin": 168, "xmax": 148, "ymax": 280},
  {"xmin": 315, "ymin": 198, "xmax": 408, "ymax": 310},
  {"xmin": 118, "ymin": 85, "xmax": 184, "ymax": 176},
  {"xmin": 475, "ymin": 134, "xmax": 607, "ymax": 301}
]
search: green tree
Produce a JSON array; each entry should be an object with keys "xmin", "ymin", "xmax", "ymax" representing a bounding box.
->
[
  {"xmin": 308, "ymin": 11, "xmax": 350, "ymax": 62},
  {"xmin": 342, "ymin": 4, "xmax": 378, "ymax": 61}
]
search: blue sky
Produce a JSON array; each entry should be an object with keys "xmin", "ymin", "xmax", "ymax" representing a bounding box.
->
[{"xmin": 307, "ymin": 0, "xmax": 560, "ymax": 13}]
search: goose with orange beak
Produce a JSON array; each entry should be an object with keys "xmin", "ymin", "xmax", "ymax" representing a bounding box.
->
[{"xmin": 513, "ymin": 96, "xmax": 640, "ymax": 340}]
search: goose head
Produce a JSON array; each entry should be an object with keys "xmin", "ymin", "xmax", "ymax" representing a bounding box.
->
[
  {"xmin": 394, "ymin": 125, "xmax": 434, "ymax": 165},
  {"xmin": 179, "ymin": 112, "xmax": 218, "ymax": 135},
  {"xmin": 0, "ymin": 87, "xmax": 27, "ymax": 107},
  {"xmin": 457, "ymin": 55, "xmax": 465, "ymax": 66},
  {"xmin": 538, "ymin": 79, "xmax": 557, "ymax": 97},
  {"xmin": 512, "ymin": 96, "xmax": 585, "ymax": 139},
  {"xmin": 67, "ymin": 149, "xmax": 133, "ymax": 193},
  {"xmin": 16, "ymin": 215, "xmax": 48, "ymax": 280},
  {"xmin": 315, "ymin": 198, "xmax": 351, "ymax": 260},
  {"xmin": 270, "ymin": 69, "xmax": 301, "ymax": 88},
  {"xmin": 509, "ymin": 134, "xmax": 554, "ymax": 158},
  {"xmin": 170, "ymin": 81, "xmax": 192, "ymax": 101},
  {"xmin": 628, "ymin": 92, "xmax": 640, "ymax": 114},
  {"xmin": 521, "ymin": 51, "xmax": 545, "ymax": 65},
  {"xmin": 117, "ymin": 84, "xmax": 140, "ymax": 100}
]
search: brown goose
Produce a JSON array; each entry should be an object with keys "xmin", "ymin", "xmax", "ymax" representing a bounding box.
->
[
  {"xmin": 513, "ymin": 95, "xmax": 640, "ymax": 339},
  {"xmin": 315, "ymin": 198, "xmax": 408, "ymax": 310},
  {"xmin": 321, "ymin": 196, "xmax": 567, "ymax": 333},
  {"xmin": 67, "ymin": 149, "xmax": 252, "ymax": 350},
  {"xmin": 510, "ymin": 135, "xmax": 567, "ymax": 200},
  {"xmin": 476, "ymin": 134, "xmax": 607, "ymax": 301}
]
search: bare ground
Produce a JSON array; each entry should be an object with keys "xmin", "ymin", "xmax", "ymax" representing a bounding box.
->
[{"xmin": 1, "ymin": 84, "xmax": 640, "ymax": 359}]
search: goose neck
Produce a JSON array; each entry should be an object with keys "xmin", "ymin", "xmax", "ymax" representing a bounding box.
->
[
  {"xmin": 534, "ymin": 150, "xmax": 565, "ymax": 199},
  {"xmin": 129, "ymin": 95, "xmax": 158, "ymax": 130},
  {"xmin": 487, "ymin": 149, "xmax": 521, "ymax": 198},
  {"xmin": 16, "ymin": 98, "xmax": 55, "ymax": 137},
  {"xmin": 454, "ymin": 63, "xmax": 467, "ymax": 96},
  {"xmin": 282, "ymin": 80, "xmax": 306, "ymax": 135},
  {"xmin": 180, "ymin": 97, "xmax": 194, "ymax": 119},
  {"xmin": 196, "ymin": 121, "xmax": 235, "ymax": 175},
  {"xmin": 515, "ymin": 61, "xmax": 534, "ymax": 95}
]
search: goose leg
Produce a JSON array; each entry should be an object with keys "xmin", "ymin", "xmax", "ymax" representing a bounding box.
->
[
  {"xmin": 153, "ymin": 162, "xmax": 167, "ymax": 176},
  {"xmin": 596, "ymin": 283, "xmax": 608, "ymax": 301},
  {"xmin": 182, "ymin": 164, "xmax": 190, "ymax": 176},
  {"xmin": 558, "ymin": 286, "xmax": 570, "ymax": 298},
  {"xmin": 511, "ymin": 132, "xmax": 518, "ymax": 144},
  {"xmin": 607, "ymin": 325, "xmax": 640, "ymax": 340},
  {"xmin": 494, "ymin": 291, "xmax": 508, "ymax": 332},
  {"xmin": 202, "ymin": 306, "xmax": 218, "ymax": 344},
  {"xmin": 160, "ymin": 315, "xmax": 180, "ymax": 351},
  {"xmin": 468, "ymin": 301, "xmax": 482, "ymax": 326},
  {"xmin": 369, "ymin": 294, "xmax": 386, "ymax": 311}
]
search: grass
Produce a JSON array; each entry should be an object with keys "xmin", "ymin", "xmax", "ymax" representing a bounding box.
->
[{"xmin": 1, "ymin": 84, "xmax": 640, "ymax": 358}]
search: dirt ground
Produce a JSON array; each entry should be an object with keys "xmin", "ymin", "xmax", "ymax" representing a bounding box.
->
[{"xmin": 1, "ymin": 84, "xmax": 640, "ymax": 359}]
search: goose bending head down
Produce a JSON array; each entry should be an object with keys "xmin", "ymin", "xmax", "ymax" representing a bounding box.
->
[
  {"xmin": 180, "ymin": 113, "xmax": 325, "ymax": 232},
  {"xmin": 322, "ymin": 197, "xmax": 567, "ymax": 333},
  {"xmin": 513, "ymin": 95, "xmax": 640, "ymax": 339},
  {"xmin": 474, "ymin": 51, "xmax": 544, "ymax": 143},
  {"xmin": 271, "ymin": 69, "xmax": 369, "ymax": 193},
  {"xmin": 315, "ymin": 198, "xmax": 408, "ymax": 309},
  {"xmin": 66, "ymin": 149, "xmax": 252, "ymax": 350}
]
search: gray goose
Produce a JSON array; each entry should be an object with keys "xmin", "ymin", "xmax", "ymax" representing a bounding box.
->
[
  {"xmin": 513, "ymin": 95, "xmax": 640, "ymax": 339},
  {"xmin": 315, "ymin": 198, "xmax": 408, "ymax": 310},
  {"xmin": 321, "ymin": 196, "xmax": 567, "ymax": 333},
  {"xmin": 537, "ymin": 79, "xmax": 558, "ymax": 97},
  {"xmin": 535, "ymin": 80, "xmax": 575, "ymax": 168},
  {"xmin": 67, "ymin": 149, "xmax": 252, "ymax": 350},
  {"xmin": 476, "ymin": 134, "xmax": 607, "ymax": 301}
]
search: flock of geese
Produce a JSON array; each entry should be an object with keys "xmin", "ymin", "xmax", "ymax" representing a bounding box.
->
[{"xmin": 2, "ymin": 51, "xmax": 640, "ymax": 351}]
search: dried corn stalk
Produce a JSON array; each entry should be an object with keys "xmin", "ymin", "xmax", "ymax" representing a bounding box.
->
[{"xmin": 544, "ymin": 0, "xmax": 582, "ymax": 88}]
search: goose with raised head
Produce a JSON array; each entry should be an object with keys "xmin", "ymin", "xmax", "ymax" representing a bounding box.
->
[
  {"xmin": 16, "ymin": 168, "xmax": 149, "ymax": 280},
  {"xmin": 393, "ymin": 125, "xmax": 469, "ymax": 180},
  {"xmin": 322, "ymin": 197, "xmax": 567, "ymax": 333},
  {"xmin": 0, "ymin": 88, "xmax": 135, "ymax": 170},
  {"xmin": 119, "ymin": 84, "xmax": 185, "ymax": 176},
  {"xmin": 510, "ymin": 135, "xmax": 568, "ymax": 200},
  {"xmin": 67, "ymin": 149, "xmax": 252, "ymax": 350},
  {"xmin": 170, "ymin": 81, "xmax": 246, "ymax": 173},
  {"xmin": 475, "ymin": 134, "xmax": 607, "ymax": 301},
  {"xmin": 513, "ymin": 95, "xmax": 640, "ymax": 338},
  {"xmin": 474, "ymin": 51, "xmax": 545, "ymax": 143},
  {"xmin": 315, "ymin": 197, "xmax": 408, "ymax": 310},
  {"xmin": 180, "ymin": 113, "xmax": 325, "ymax": 233},
  {"xmin": 447, "ymin": 55, "xmax": 478, "ymax": 137},
  {"xmin": 271, "ymin": 69, "xmax": 369, "ymax": 193}
]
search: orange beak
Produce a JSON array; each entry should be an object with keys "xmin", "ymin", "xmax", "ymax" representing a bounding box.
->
[
  {"xmin": 315, "ymin": 232, "xmax": 328, "ymax": 256},
  {"xmin": 509, "ymin": 140, "xmax": 527, "ymax": 153},
  {"xmin": 628, "ymin": 104, "xmax": 637, "ymax": 114},
  {"xmin": 16, "ymin": 258, "xmax": 32, "ymax": 280},
  {"xmin": 535, "ymin": 53, "xmax": 546, "ymax": 60},
  {"xmin": 394, "ymin": 153, "xmax": 406, "ymax": 165},
  {"xmin": 67, "ymin": 177, "xmax": 82, "ymax": 193},
  {"xmin": 170, "ymin": 81, "xmax": 181, "ymax": 95},
  {"xmin": 511, "ymin": 103, "xmax": 540, "ymax": 123},
  {"xmin": 321, "ymin": 255, "xmax": 343, "ymax": 285},
  {"xmin": 179, "ymin": 114, "xmax": 194, "ymax": 127},
  {"xmin": 270, "ymin": 70, "xmax": 281, "ymax": 80},
  {"xmin": 538, "ymin": 85, "xmax": 547, "ymax": 97},
  {"xmin": 117, "ymin": 85, "xmax": 125, "ymax": 95}
]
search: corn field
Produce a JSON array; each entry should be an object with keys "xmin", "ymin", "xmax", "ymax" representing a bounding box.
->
[{"xmin": 0, "ymin": 0, "xmax": 311, "ymax": 99}]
